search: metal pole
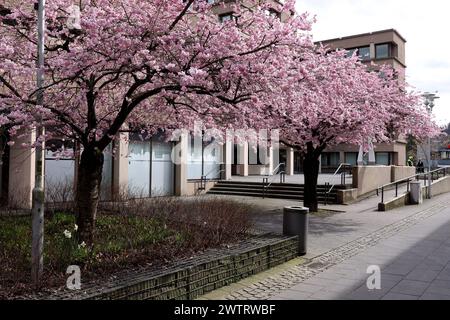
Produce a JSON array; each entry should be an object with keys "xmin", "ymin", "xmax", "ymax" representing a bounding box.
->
[{"xmin": 31, "ymin": 0, "xmax": 46, "ymax": 286}]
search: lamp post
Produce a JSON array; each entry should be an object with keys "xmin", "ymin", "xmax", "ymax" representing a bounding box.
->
[
  {"xmin": 423, "ymin": 92, "xmax": 440, "ymax": 199},
  {"xmin": 31, "ymin": 0, "xmax": 46, "ymax": 286}
]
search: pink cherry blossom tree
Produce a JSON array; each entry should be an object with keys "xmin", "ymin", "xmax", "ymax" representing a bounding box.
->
[
  {"xmin": 274, "ymin": 48, "xmax": 439, "ymax": 212},
  {"xmin": 0, "ymin": 0, "xmax": 313, "ymax": 243}
]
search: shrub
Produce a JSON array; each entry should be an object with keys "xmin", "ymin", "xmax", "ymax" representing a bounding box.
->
[{"xmin": 0, "ymin": 197, "xmax": 253, "ymax": 298}]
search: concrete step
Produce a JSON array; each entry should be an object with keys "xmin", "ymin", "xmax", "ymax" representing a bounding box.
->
[
  {"xmin": 207, "ymin": 190, "xmax": 337, "ymax": 201},
  {"xmin": 207, "ymin": 180, "xmax": 340, "ymax": 203},
  {"xmin": 210, "ymin": 186, "xmax": 337, "ymax": 196}
]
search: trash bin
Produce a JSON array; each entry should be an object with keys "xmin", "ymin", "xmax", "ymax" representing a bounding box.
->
[
  {"xmin": 283, "ymin": 206, "xmax": 309, "ymax": 256},
  {"xmin": 410, "ymin": 181, "xmax": 423, "ymax": 205}
]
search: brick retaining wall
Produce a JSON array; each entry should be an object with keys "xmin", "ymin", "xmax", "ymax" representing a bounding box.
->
[{"xmin": 49, "ymin": 234, "xmax": 299, "ymax": 300}]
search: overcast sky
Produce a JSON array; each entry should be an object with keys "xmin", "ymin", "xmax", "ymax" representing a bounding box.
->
[{"xmin": 296, "ymin": 0, "xmax": 450, "ymax": 125}]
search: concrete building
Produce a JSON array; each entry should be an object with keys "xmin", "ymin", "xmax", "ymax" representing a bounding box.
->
[{"xmin": 315, "ymin": 29, "xmax": 409, "ymax": 172}]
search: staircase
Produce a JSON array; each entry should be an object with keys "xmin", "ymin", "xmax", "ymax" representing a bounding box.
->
[{"xmin": 207, "ymin": 181, "xmax": 339, "ymax": 204}]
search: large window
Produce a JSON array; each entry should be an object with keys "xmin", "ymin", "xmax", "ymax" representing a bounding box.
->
[
  {"xmin": 187, "ymin": 134, "xmax": 222, "ymax": 180},
  {"xmin": 357, "ymin": 46, "xmax": 371, "ymax": 61},
  {"xmin": 219, "ymin": 13, "xmax": 236, "ymax": 23},
  {"xmin": 128, "ymin": 134, "xmax": 175, "ymax": 198},
  {"xmin": 345, "ymin": 152, "xmax": 359, "ymax": 166},
  {"xmin": 375, "ymin": 152, "xmax": 392, "ymax": 166},
  {"xmin": 376, "ymin": 43, "xmax": 390, "ymax": 59},
  {"xmin": 45, "ymin": 139, "xmax": 76, "ymax": 202},
  {"xmin": 321, "ymin": 152, "xmax": 340, "ymax": 167}
]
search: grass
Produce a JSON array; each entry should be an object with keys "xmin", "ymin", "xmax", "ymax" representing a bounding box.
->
[{"xmin": 0, "ymin": 197, "xmax": 253, "ymax": 298}]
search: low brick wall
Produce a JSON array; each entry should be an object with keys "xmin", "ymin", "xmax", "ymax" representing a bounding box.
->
[{"xmin": 49, "ymin": 234, "xmax": 299, "ymax": 300}]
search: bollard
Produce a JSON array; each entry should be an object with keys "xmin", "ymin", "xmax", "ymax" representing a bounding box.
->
[
  {"xmin": 283, "ymin": 206, "xmax": 309, "ymax": 256},
  {"xmin": 409, "ymin": 181, "xmax": 423, "ymax": 204}
]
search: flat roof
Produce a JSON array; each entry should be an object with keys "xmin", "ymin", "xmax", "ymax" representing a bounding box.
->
[{"xmin": 316, "ymin": 29, "xmax": 407, "ymax": 44}]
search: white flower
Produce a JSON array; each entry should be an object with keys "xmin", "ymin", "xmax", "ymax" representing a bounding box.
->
[
  {"xmin": 63, "ymin": 230, "xmax": 72, "ymax": 239},
  {"xmin": 78, "ymin": 241, "xmax": 86, "ymax": 249},
  {"xmin": 74, "ymin": 224, "xmax": 78, "ymax": 231}
]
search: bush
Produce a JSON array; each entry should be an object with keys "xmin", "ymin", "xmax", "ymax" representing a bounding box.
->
[{"xmin": 0, "ymin": 197, "xmax": 253, "ymax": 298}]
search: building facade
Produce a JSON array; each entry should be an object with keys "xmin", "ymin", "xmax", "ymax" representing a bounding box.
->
[{"xmin": 316, "ymin": 29, "xmax": 409, "ymax": 172}]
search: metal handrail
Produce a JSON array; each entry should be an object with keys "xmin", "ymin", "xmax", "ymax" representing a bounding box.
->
[
  {"xmin": 377, "ymin": 167, "xmax": 449, "ymax": 203},
  {"xmin": 262, "ymin": 163, "xmax": 286, "ymax": 198},
  {"xmin": 265, "ymin": 162, "xmax": 286, "ymax": 177},
  {"xmin": 324, "ymin": 163, "xmax": 352, "ymax": 205},
  {"xmin": 199, "ymin": 165, "xmax": 226, "ymax": 191}
]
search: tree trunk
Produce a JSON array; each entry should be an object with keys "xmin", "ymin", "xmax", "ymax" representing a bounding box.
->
[
  {"xmin": 303, "ymin": 148, "xmax": 320, "ymax": 213},
  {"xmin": 75, "ymin": 146, "xmax": 104, "ymax": 245}
]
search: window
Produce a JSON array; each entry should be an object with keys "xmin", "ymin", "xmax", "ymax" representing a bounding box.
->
[
  {"xmin": 376, "ymin": 43, "xmax": 390, "ymax": 59},
  {"xmin": 265, "ymin": 8, "xmax": 281, "ymax": 19},
  {"xmin": 219, "ymin": 13, "xmax": 236, "ymax": 23},
  {"xmin": 321, "ymin": 152, "xmax": 340, "ymax": 167},
  {"xmin": 345, "ymin": 152, "xmax": 359, "ymax": 166},
  {"xmin": 345, "ymin": 48, "xmax": 357, "ymax": 58},
  {"xmin": 358, "ymin": 46, "xmax": 371, "ymax": 61},
  {"xmin": 376, "ymin": 152, "xmax": 392, "ymax": 166}
]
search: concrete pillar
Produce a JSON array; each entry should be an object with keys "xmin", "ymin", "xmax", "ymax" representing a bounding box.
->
[
  {"xmin": 368, "ymin": 140, "xmax": 376, "ymax": 165},
  {"xmin": 175, "ymin": 131, "xmax": 189, "ymax": 195},
  {"xmin": 112, "ymin": 131, "xmax": 129, "ymax": 198},
  {"xmin": 357, "ymin": 145, "xmax": 364, "ymax": 166},
  {"xmin": 370, "ymin": 43, "xmax": 376, "ymax": 59},
  {"xmin": 268, "ymin": 146, "xmax": 274, "ymax": 175},
  {"xmin": 237, "ymin": 142, "xmax": 248, "ymax": 176},
  {"xmin": 8, "ymin": 131, "xmax": 37, "ymax": 209},
  {"xmin": 286, "ymin": 148, "xmax": 295, "ymax": 176},
  {"xmin": 318, "ymin": 154, "xmax": 322, "ymax": 174},
  {"xmin": 223, "ymin": 137, "xmax": 232, "ymax": 180},
  {"xmin": 340, "ymin": 151, "xmax": 346, "ymax": 165}
]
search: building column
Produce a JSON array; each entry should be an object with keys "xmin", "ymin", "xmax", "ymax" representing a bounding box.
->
[
  {"xmin": 357, "ymin": 145, "xmax": 364, "ymax": 166},
  {"xmin": 237, "ymin": 142, "xmax": 248, "ymax": 176},
  {"xmin": 340, "ymin": 151, "xmax": 346, "ymax": 165},
  {"xmin": 175, "ymin": 131, "xmax": 188, "ymax": 196},
  {"xmin": 370, "ymin": 43, "xmax": 376, "ymax": 60},
  {"xmin": 223, "ymin": 137, "xmax": 232, "ymax": 180},
  {"xmin": 112, "ymin": 131, "xmax": 129, "ymax": 198},
  {"xmin": 318, "ymin": 154, "xmax": 322, "ymax": 174},
  {"xmin": 368, "ymin": 139, "xmax": 376, "ymax": 165},
  {"xmin": 8, "ymin": 130, "xmax": 37, "ymax": 209},
  {"xmin": 286, "ymin": 148, "xmax": 295, "ymax": 176},
  {"xmin": 268, "ymin": 146, "xmax": 274, "ymax": 175}
]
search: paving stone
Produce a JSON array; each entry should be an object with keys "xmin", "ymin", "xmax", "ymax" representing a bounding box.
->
[
  {"xmin": 390, "ymin": 280, "xmax": 429, "ymax": 296},
  {"xmin": 289, "ymin": 283, "xmax": 324, "ymax": 294},
  {"xmin": 419, "ymin": 293, "xmax": 450, "ymax": 300},
  {"xmin": 271, "ymin": 290, "xmax": 313, "ymax": 300},
  {"xmin": 382, "ymin": 293, "xmax": 419, "ymax": 300},
  {"xmin": 406, "ymin": 268, "xmax": 440, "ymax": 282}
]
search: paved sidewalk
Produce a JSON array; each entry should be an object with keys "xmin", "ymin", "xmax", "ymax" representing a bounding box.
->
[
  {"xmin": 272, "ymin": 198, "xmax": 450, "ymax": 300},
  {"xmin": 200, "ymin": 192, "xmax": 450, "ymax": 300}
]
